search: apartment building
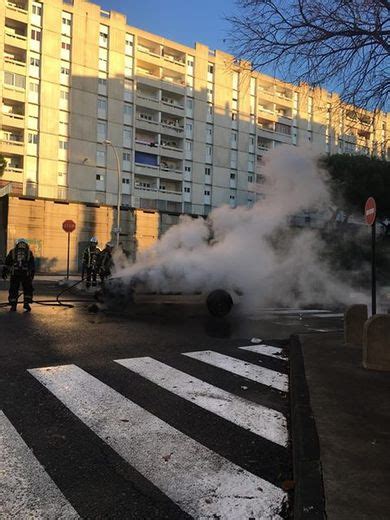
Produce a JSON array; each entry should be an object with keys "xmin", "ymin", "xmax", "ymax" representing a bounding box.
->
[{"xmin": 0, "ymin": 0, "xmax": 388, "ymax": 270}]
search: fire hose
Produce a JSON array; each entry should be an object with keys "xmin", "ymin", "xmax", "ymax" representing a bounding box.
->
[{"xmin": 0, "ymin": 279, "xmax": 95, "ymax": 309}]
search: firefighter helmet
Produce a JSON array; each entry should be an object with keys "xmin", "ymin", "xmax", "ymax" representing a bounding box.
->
[
  {"xmin": 15, "ymin": 238, "xmax": 29, "ymax": 246},
  {"xmin": 90, "ymin": 237, "xmax": 98, "ymax": 244}
]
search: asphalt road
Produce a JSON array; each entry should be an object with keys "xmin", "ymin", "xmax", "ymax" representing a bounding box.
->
[{"xmin": 0, "ymin": 281, "xmax": 343, "ymax": 519}]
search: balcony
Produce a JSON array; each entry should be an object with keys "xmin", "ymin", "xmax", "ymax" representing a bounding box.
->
[
  {"xmin": 134, "ymin": 163, "xmax": 160, "ymax": 177},
  {"xmin": 137, "ymin": 39, "xmax": 161, "ymax": 58},
  {"xmin": 161, "ymin": 91, "xmax": 185, "ymax": 114},
  {"xmin": 136, "ymin": 111, "xmax": 160, "ymax": 132},
  {"xmin": 4, "ymin": 46, "xmax": 26, "ymax": 72},
  {"xmin": 136, "ymin": 86, "xmax": 160, "ymax": 110},
  {"xmin": 160, "ymin": 138, "xmax": 183, "ymax": 159},
  {"xmin": 1, "ymin": 130, "xmax": 24, "ymax": 154},
  {"xmin": 161, "ymin": 116, "xmax": 184, "ymax": 136},
  {"xmin": 2, "ymin": 101, "xmax": 25, "ymax": 128},
  {"xmin": 162, "ymin": 46, "xmax": 186, "ymax": 70},
  {"xmin": 257, "ymin": 138, "xmax": 273, "ymax": 151},
  {"xmin": 136, "ymin": 59, "xmax": 160, "ymax": 81},
  {"xmin": 5, "ymin": 1, "xmax": 28, "ymax": 22},
  {"xmin": 5, "ymin": 21, "xmax": 27, "ymax": 49},
  {"xmin": 161, "ymin": 68, "xmax": 186, "ymax": 89},
  {"xmin": 274, "ymin": 89, "xmax": 293, "ymax": 106}
]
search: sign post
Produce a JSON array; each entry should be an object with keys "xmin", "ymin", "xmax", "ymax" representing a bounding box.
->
[
  {"xmin": 62, "ymin": 220, "xmax": 76, "ymax": 280},
  {"xmin": 365, "ymin": 197, "xmax": 377, "ymax": 315}
]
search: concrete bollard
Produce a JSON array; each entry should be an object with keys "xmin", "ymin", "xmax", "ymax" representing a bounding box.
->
[
  {"xmin": 344, "ymin": 304, "xmax": 368, "ymax": 346},
  {"xmin": 363, "ymin": 314, "xmax": 390, "ymax": 371}
]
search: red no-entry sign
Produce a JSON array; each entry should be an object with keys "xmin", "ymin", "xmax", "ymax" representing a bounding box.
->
[
  {"xmin": 365, "ymin": 197, "xmax": 377, "ymax": 315},
  {"xmin": 62, "ymin": 220, "xmax": 76, "ymax": 279},
  {"xmin": 62, "ymin": 220, "xmax": 76, "ymax": 233},
  {"xmin": 365, "ymin": 197, "xmax": 376, "ymax": 226}
]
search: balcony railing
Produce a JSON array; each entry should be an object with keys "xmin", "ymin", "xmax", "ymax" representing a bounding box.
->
[
  {"xmin": 2, "ymin": 111, "xmax": 24, "ymax": 121},
  {"xmin": 137, "ymin": 45, "xmax": 161, "ymax": 58},
  {"xmin": 5, "ymin": 28, "xmax": 27, "ymax": 42},
  {"xmin": 6, "ymin": 1, "xmax": 28, "ymax": 14},
  {"xmin": 4, "ymin": 166, "xmax": 23, "ymax": 174},
  {"xmin": 4, "ymin": 56, "xmax": 26, "ymax": 68}
]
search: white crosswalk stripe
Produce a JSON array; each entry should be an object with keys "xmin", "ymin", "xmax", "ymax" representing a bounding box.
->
[
  {"xmin": 239, "ymin": 344, "xmax": 285, "ymax": 359},
  {"xmin": 29, "ymin": 364, "xmax": 287, "ymax": 519},
  {"xmin": 184, "ymin": 350, "xmax": 288, "ymax": 392},
  {"xmin": 0, "ymin": 411, "xmax": 79, "ymax": 520},
  {"xmin": 116, "ymin": 356, "xmax": 288, "ymax": 446}
]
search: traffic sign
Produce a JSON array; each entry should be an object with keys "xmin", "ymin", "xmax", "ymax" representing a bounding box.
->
[
  {"xmin": 62, "ymin": 220, "xmax": 76, "ymax": 233},
  {"xmin": 365, "ymin": 197, "xmax": 376, "ymax": 226}
]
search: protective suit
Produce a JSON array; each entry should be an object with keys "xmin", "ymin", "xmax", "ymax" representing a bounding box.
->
[
  {"xmin": 2, "ymin": 239, "xmax": 35, "ymax": 312},
  {"xmin": 82, "ymin": 237, "xmax": 101, "ymax": 288},
  {"xmin": 99, "ymin": 242, "xmax": 114, "ymax": 284}
]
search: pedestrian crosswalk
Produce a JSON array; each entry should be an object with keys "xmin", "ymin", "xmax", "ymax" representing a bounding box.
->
[{"xmin": 2, "ymin": 342, "xmax": 291, "ymax": 519}]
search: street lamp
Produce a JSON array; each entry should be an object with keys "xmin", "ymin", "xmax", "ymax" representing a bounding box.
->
[{"xmin": 103, "ymin": 139, "xmax": 121, "ymax": 248}]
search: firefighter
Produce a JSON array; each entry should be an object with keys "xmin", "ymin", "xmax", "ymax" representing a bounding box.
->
[
  {"xmin": 82, "ymin": 237, "xmax": 101, "ymax": 288},
  {"xmin": 1, "ymin": 238, "xmax": 35, "ymax": 312},
  {"xmin": 99, "ymin": 242, "xmax": 114, "ymax": 284}
]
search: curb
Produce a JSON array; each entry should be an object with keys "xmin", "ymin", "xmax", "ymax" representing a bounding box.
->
[{"xmin": 289, "ymin": 334, "xmax": 326, "ymax": 519}]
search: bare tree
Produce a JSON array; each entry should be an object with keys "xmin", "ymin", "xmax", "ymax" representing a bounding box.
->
[{"xmin": 228, "ymin": 0, "xmax": 390, "ymax": 111}]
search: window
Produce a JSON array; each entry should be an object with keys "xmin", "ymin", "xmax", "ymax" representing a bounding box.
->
[
  {"xmin": 248, "ymin": 175, "xmax": 254, "ymax": 183},
  {"xmin": 124, "ymin": 103, "xmax": 133, "ymax": 117},
  {"xmin": 59, "ymin": 121, "xmax": 68, "ymax": 135},
  {"xmin": 204, "ymin": 190, "xmax": 211, "ymax": 196},
  {"xmin": 208, "ymin": 64, "xmax": 214, "ymax": 74},
  {"xmin": 230, "ymin": 173, "xmax": 236, "ymax": 180},
  {"xmin": 207, "ymin": 83, "xmax": 213, "ymax": 102},
  {"xmin": 206, "ymin": 145, "xmax": 212, "ymax": 163},
  {"xmin": 232, "ymin": 112, "xmax": 237, "ymax": 121},
  {"xmin": 62, "ymin": 15, "xmax": 72, "ymax": 26},
  {"xmin": 231, "ymin": 131, "xmax": 237, "ymax": 148},
  {"xmin": 59, "ymin": 139, "xmax": 68, "ymax": 149},
  {"xmin": 205, "ymin": 167, "xmax": 211, "ymax": 176},
  {"xmin": 99, "ymin": 32, "xmax": 108, "ymax": 46},
  {"xmin": 124, "ymin": 79, "xmax": 133, "ymax": 101},
  {"xmin": 185, "ymin": 141, "xmax": 192, "ymax": 152},
  {"xmin": 60, "ymin": 89, "xmax": 69, "ymax": 100},
  {"xmin": 96, "ymin": 173, "xmax": 103, "ymax": 181},
  {"xmin": 31, "ymin": 29, "xmax": 41, "ymax": 41},
  {"xmin": 97, "ymin": 121, "xmax": 107, "ymax": 141},
  {"xmin": 123, "ymin": 152, "xmax": 131, "ymax": 162},
  {"xmin": 185, "ymin": 165, "xmax": 192, "ymax": 173},
  {"xmin": 122, "ymin": 178, "xmax": 130, "ymax": 184},
  {"xmin": 61, "ymin": 65, "xmax": 70, "ymax": 75},
  {"xmin": 5, "ymin": 72, "xmax": 26, "ymax": 89},
  {"xmin": 230, "ymin": 194, "xmax": 236, "ymax": 200},
  {"xmin": 61, "ymin": 41, "xmax": 71, "ymax": 51},
  {"xmin": 28, "ymin": 133, "xmax": 39, "ymax": 144},
  {"xmin": 125, "ymin": 34, "xmax": 134, "ymax": 55},
  {"xmin": 96, "ymin": 149, "xmax": 106, "ymax": 166},
  {"xmin": 32, "ymin": 3, "xmax": 42, "ymax": 15},
  {"xmin": 100, "ymin": 9, "xmax": 110, "ymax": 18},
  {"xmin": 123, "ymin": 127, "xmax": 132, "ymax": 147},
  {"xmin": 98, "ymin": 97, "xmax": 107, "ymax": 112},
  {"xmin": 184, "ymin": 187, "xmax": 191, "ymax": 193},
  {"xmin": 232, "ymin": 71, "xmax": 239, "ymax": 90},
  {"xmin": 30, "ymin": 57, "xmax": 40, "ymax": 67}
]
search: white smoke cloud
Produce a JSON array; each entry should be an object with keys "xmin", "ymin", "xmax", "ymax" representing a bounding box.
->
[{"xmin": 113, "ymin": 145, "xmax": 363, "ymax": 311}]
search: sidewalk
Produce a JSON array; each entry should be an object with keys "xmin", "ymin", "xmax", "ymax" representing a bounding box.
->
[{"xmin": 300, "ymin": 332, "xmax": 390, "ymax": 520}]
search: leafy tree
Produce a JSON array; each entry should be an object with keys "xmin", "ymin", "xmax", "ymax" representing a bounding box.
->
[
  {"xmin": 228, "ymin": 0, "xmax": 390, "ymax": 111},
  {"xmin": 0, "ymin": 154, "xmax": 6, "ymax": 175},
  {"xmin": 322, "ymin": 154, "xmax": 390, "ymax": 218}
]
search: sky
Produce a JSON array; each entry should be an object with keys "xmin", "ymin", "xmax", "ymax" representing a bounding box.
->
[{"xmin": 100, "ymin": 0, "xmax": 237, "ymax": 53}]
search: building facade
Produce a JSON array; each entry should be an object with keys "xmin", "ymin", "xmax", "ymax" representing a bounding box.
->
[{"xmin": 0, "ymin": 0, "xmax": 388, "ymax": 270}]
